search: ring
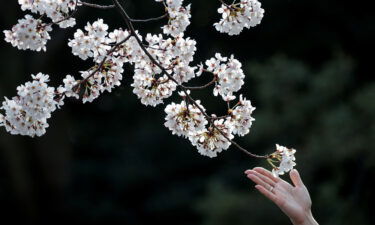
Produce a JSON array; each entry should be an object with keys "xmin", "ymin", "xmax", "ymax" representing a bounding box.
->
[{"xmin": 269, "ymin": 186, "xmax": 274, "ymax": 192}]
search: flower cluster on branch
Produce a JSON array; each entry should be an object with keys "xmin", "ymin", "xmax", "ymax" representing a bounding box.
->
[
  {"xmin": 0, "ymin": 73, "xmax": 62, "ymax": 137},
  {"xmin": 269, "ymin": 144, "xmax": 297, "ymax": 177},
  {"xmin": 215, "ymin": 0, "xmax": 264, "ymax": 35},
  {"xmin": 0, "ymin": 0, "xmax": 297, "ymax": 174},
  {"xmin": 4, "ymin": 0, "xmax": 78, "ymax": 51}
]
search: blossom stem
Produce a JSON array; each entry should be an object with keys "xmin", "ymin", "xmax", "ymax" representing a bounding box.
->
[
  {"xmin": 130, "ymin": 13, "xmax": 168, "ymax": 23},
  {"xmin": 182, "ymin": 77, "xmax": 217, "ymax": 90},
  {"xmin": 79, "ymin": 1, "xmax": 115, "ymax": 9}
]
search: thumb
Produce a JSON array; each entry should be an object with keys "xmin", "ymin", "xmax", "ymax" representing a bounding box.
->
[{"xmin": 290, "ymin": 169, "xmax": 304, "ymax": 187}]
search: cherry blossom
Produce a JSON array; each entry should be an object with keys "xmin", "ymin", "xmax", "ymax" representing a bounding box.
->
[
  {"xmin": 189, "ymin": 119, "xmax": 234, "ymax": 158},
  {"xmin": 214, "ymin": 0, "xmax": 264, "ymax": 35},
  {"xmin": 4, "ymin": 15, "xmax": 52, "ymax": 51},
  {"xmin": 18, "ymin": 0, "xmax": 78, "ymax": 28},
  {"xmin": 270, "ymin": 144, "xmax": 297, "ymax": 177},
  {"xmin": 1, "ymin": 0, "xmax": 297, "ymax": 171},
  {"xmin": 80, "ymin": 58, "xmax": 125, "ymax": 103},
  {"xmin": 225, "ymin": 95, "xmax": 255, "ymax": 136},
  {"xmin": 0, "ymin": 73, "xmax": 60, "ymax": 137},
  {"xmin": 68, "ymin": 19, "xmax": 111, "ymax": 62},
  {"xmin": 205, "ymin": 53, "xmax": 245, "ymax": 100},
  {"xmin": 164, "ymin": 100, "xmax": 208, "ymax": 137},
  {"xmin": 162, "ymin": 0, "xmax": 191, "ymax": 37},
  {"xmin": 62, "ymin": 75, "xmax": 80, "ymax": 99}
]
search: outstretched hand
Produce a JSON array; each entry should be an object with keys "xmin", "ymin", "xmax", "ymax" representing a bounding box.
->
[{"xmin": 245, "ymin": 167, "xmax": 318, "ymax": 225}]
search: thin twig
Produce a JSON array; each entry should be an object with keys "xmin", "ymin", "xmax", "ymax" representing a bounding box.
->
[
  {"xmin": 182, "ymin": 77, "xmax": 217, "ymax": 90},
  {"xmin": 130, "ymin": 13, "xmax": 168, "ymax": 22},
  {"xmin": 79, "ymin": 1, "xmax": 115, "ymax": 9}
]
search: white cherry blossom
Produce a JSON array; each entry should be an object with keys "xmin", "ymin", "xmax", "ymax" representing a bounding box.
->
[
  {"xmin": 18, "ymin": 0, "xmax": 78, "ymax": 28},
  {"xmin": 63, "ymin": 75, "xmax": 80, "ymax": 99},
  {"xmin": 163, "ymin": 0, "xmax": 191, "ymax": 37},
  {"xmin": 189, "ymin": 119, "xmax": 234, "ymax": 158},
  {"xmin": 214, "ymin": 0, "xmax": 264, "ymax": 35},
  {"xmin": 0, "ymin": 73, "xmax": 60, "ymax": 137},
  {"xmin": 271, "ymin": 144, "xmax": 297, "ymax": 177},
  {"xmin": 4, "ymin": 15, "xmax": 52, "ymax": 51},
  {"xmin": 164, "ymin": 100, "xmax": 208, "ymax": 137},
  {"xmin": 80, "ymin": 58, "xmax": 124, "ymax": 103},
  {"xmin": 132, "ymin": 68, "xmax": 177, "ymax": 106},
  {"xmin": 225, "ymin": 95, "xmax": 255, "ymax": 136},
  {"xmin": 205, "ymin": 54, "xmax": 245, "ymax": 100},
  {"xmin": 68, "ymin": 19, "xmax": 111, "ymax": 62},
  {"xmin": 0, "ymin": 0, "xmax": 286, "ymax": 169}
]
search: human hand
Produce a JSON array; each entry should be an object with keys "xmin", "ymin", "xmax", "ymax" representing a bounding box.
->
[{"xmin": 245, "ymin": 167, "xmax": 318, "ymax": 225}]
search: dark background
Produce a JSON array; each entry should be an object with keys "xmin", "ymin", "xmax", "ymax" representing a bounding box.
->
[{"xmin": 1, "ymin": 0, "xmax": 374, "ymax": 224}]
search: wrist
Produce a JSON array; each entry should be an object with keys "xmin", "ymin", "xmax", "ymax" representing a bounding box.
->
[{"xmin": 291, "ymin": 210, "xmax": 318, "ymax": 225}]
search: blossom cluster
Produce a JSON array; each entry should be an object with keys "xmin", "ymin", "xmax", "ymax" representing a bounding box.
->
[
  {"xmin": 0, "ymin": 0, "xmax": 288, "ymax": 168},
  {"xmin": 0, "ymin": 73, "xmax": 60, "ymax": 137},
  {"xmin": 4, "ymin": 0, "xmax": 78, "ymax": 51},
  {"xmin": 270, "ymin": 144, "xmax": 297, "ymax": 177},
  {"xmin": 164, "ymin": 99, "xmax": 208, "ymax": 138},
  {"xmin": 191, "ymin": 119, "xmax": 234, "ymax": 158},
  {"xmin": 132, "ymin": 34, "xmax": 197, "ymax": 106},
  {"xmin": 214, "ymin": 0, "xmax": 264, "ymax": 35},
  {"xmin": 68, "ymin": 19, "xmax": 111, "ymax": 62},
  {"xmin": 80, "ymin": 58, "xmax": 125, "ymax": 103},
  {"xmin": 206, "ymin": 53, "xmax": 245, "ymax": 101},
  {"xmin": 164, "ymin": 99, "xmax": 232, "ymax": 158},
  {"xmin": 4, "ymin": 15, "xmax": 52, "ymax": 51},
  {"xmin": 18, "ymin": 0, "xmax": 77, "ymax": 28},
  {"xmin": 164, "ymin": 94, "xmax": 255, "ymax": 158},
  {"xmin": 225, "ymin": 95, "xmax": 255, "ymax": 136},
  {"xmin": 60, "ymin": 58, "xmax": 126, "ymax": 104},
  {"xmin": 67, "ymin": 14, "xmax": 197, "ymax": 106},
  {"xmin": 161, "ymin": 0, "xmax": 191, "ymax": 37}
]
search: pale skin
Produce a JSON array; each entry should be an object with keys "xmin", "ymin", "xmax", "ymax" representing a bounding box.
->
[{"xmin": 245, "ymin": 167, "xmax": 319, "ymax": 225}]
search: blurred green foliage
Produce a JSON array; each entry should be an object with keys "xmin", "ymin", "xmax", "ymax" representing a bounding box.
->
[{"xmin": 0, "ymin": 0, "xmax": 374, "ymax": 224}]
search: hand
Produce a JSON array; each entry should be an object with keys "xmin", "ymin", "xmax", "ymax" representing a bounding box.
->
[{"xmin": 245, "ymin": 167, "xmax": 318, "ymax": 225}]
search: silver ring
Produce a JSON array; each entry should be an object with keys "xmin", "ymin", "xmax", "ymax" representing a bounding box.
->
[{"xmin": 269, "ymin": 186, "xmax": 274, "ymax": 192}]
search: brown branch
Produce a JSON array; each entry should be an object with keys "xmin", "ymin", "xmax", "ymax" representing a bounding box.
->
[
  {"xmin": 183, "ymin": 77, "xmax": 217, "ymax": 90},
  {"xmin": 79, "ymin": 1, "xmax": 115, "ymax": 9},
  {"xmin": 130, "ymin": 13, "xmax": 168, "ymax": 22}
]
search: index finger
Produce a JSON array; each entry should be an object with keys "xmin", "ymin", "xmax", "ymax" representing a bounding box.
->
[{"xmin": 253, "ymin": 167, "xmax": 281, "ymax": 183}]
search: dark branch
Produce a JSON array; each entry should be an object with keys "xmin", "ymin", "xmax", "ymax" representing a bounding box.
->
[
  {"xmin": 79, "ymin": 1, "xmax": 115, "ymax": 9},
  {"xmin": 183, "ymin": 77, "xmax": 217, "ymax": 90},
  {"xmin": 130, "ymin": 13, "xmax": 168, "ymax": 23}
]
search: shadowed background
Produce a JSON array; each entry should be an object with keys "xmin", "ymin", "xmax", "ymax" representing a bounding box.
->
[{"xmin": 0, "ymin": 0, "xmax": 374, "ymax": 224}]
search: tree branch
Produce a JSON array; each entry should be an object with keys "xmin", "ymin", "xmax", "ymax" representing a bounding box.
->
[
  {"xmin": 79, "ymin": 1, "xmax": 115, "ymax": 9},
  {"xmin": 130, "ymin": 13, "xmax": 168, "ymax": 23},
  {"xmin": 183, "ymin": 77, "xmax": 217, "ymax": 90}
]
